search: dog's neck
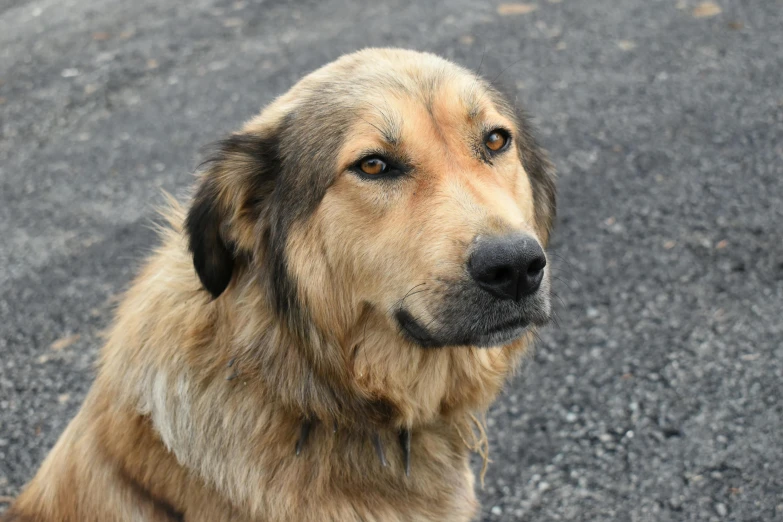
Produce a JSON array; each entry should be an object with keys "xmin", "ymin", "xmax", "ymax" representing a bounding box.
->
[
  {"xmin": 188, "ymin": 278, "xmax": 488, "ymax": 474},
  {"xmin": 292, "ymin": 416, "xmax": 414, "ymax": 476},
  {"xmin": 222, "ymin": 340, "xmax": 416, "ymax": 477}
]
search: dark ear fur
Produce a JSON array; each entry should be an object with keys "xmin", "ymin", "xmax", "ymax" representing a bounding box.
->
[
  {"xmin": 514, "ymin": 110, "xmax": 557, "ymax": 244},
  {"xmin": 185, "ymin": 133, "xmax": 281, "ymax": 298},
  {"xmin": 482, "ymin": 76, "xmax": 557, "ymax": 243},
  {"xmin": 185, "ymin": 178, "xmax": 234, "ymax": 298}
]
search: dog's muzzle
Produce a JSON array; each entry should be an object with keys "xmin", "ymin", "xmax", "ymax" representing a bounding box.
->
[{"xmin": 396, "ymin": 233, "xmax": 551, "ymax": 349}]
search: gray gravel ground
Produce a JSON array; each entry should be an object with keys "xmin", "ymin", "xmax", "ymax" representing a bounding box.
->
[{"xmin": 1, "ymin": 0, "xmax": 782, "ymax": 520}]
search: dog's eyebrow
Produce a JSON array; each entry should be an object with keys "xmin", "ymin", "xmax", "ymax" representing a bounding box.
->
[
  {"xmin": 377, "ymin": 109, "xmax": 403, "ymax": 147},
  {"xmin": 360, "ymin": 104, "xmax": 403, "ymax": 147},
  {"xmin": 463, "ymin": 86, "xmax": 518, "ymax": 130},
  {"xmin": 462, "ymin": 85, "xmax": 487, "ymax": 121},
  {"xmin": 465, "ymin": 97, "xmax": 484, "ymax": 121}
]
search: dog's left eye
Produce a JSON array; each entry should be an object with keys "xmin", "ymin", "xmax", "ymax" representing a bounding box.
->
[{"xmin": 485, "ymin": 129, "xmax": 511, "ymax": 153}]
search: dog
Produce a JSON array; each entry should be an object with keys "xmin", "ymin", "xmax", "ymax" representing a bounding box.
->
[{"xmin": 3, "ymin": 48, "xmax": 556, "ymax": 522}]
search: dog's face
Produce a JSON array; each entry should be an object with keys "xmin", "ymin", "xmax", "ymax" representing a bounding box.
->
[{"xmin": 187, "ymin": 49, "xmax": 555, "ymax": 354}]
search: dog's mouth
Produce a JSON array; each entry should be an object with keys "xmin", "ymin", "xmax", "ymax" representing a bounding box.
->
[{"xmin": 396, "ymin": 309, "xmax": 531, "ymax": 349}]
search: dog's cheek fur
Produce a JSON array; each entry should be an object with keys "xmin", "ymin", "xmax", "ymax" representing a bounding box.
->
[
  {"xmin": 263, "ymin": 109, "xmax": 351, "ymax": 336},
  {"xmin": 296, "ymin": 175, "xmax": 524, "ymax": 425}
]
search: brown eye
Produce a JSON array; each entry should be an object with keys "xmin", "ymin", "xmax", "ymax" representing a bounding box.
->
[
  {"xmin": 485, "ymin": 130, "xmax": 509, "ymax": 152},
  {"xmin": 360, "ymin": 157, "xmax": 387, "ymax": 175}
]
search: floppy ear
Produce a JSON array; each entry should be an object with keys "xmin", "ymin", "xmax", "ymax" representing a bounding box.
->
[
  {"xmin": 515, "ymin": 112, "xmax": 557, "ymax": 245},
  {"xmin": 185, "ymin": 132, "xmax": 282, "ymax": 298},
  {"xmin": 186, "ymin": 178, "xmax": 234, "ymax": 298}
]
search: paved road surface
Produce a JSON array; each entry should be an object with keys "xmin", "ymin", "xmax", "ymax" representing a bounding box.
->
[{"xmin": 1, "ymin": 0, "xmax": 782, "ymax": 520}]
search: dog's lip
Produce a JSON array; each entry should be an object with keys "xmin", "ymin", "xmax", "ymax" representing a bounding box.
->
[
  {"xmin": 473, "ymin": 322, "xmax": 530, "ymax": 348},
  {"xmin": 396, "ymin": 309, "xmax": 440, "ymax": 347},
  {"xmin": 396, "ymin": 309, "xmax": 531, "ymax": 348},
  {"xmin": 483, "ymin": 316, "xmax": 529, "ymax": 334}
]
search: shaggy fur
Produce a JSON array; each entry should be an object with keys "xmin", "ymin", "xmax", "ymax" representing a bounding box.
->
[{"xmin": 4, "ymin": 48, "xmax": 556, "ymax": 522}]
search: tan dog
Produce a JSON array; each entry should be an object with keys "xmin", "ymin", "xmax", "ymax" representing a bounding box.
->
[{"xmin": 3, "ymin": 48, "xmax": 556, "ymax": 522}]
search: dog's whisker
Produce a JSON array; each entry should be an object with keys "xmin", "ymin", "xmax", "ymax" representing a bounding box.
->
[
  {"xmin": 548, "ymin": 252, "xmax": 579, "ymax": 273},
  {"xmin": 476, "ymin": 43, "xmax": 487, "ymax": 78},
  {"xmin": 547, "ymin": 305, "xmax": 564, "ymax": 329},
  {"xmin": 399, "ymin": 289, "xmax": 431, "ymax": 304},
  {"xmin": 404, "ymin": 287, "xmax": 430, "ymax": 298},
  {"xmin": 391, "ymin": 282, "xmax": 429, "ymax": 314},
  {"xmin": 295, "ymin": 418, "xmax": 314, "ymax": 456},
  {"xmin": 553, "ymin": 311, "xmax": 564, "ymax": 329},
  {"xmin": 547, "ymin": 268, "xmax": 577, "ymax": 284},
  {"xmin": 550, "ymin": 290, "xmax": 568, "ymax": 310},
  {"xmin": 356, "ymin": 114, "xmax": 386, "ymax": 138},
  {"xmin": 490, "ymin": 56, "xmax": 527, "ymax": 86},
  {"xmin": 551, "ymin": 275, "xmax": 577, "ymax": 293}
]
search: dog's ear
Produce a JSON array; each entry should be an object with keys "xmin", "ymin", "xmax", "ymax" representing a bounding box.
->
[
  {"xmin": 515, "ymin": 113, "xmax": 557, "ymax": 245},
  {"xmin": 186, "ymin": 177, "xmax": 234, "ymax": 298},
  {"xmin": 185, "ymin": 132, "xmax": 282, "ymax": 298}
]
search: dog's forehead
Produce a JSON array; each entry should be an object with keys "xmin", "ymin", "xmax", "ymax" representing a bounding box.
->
[
  {"xmin": 346, "ymin": 54, "xmax": 492, "ymax": 115},
  {"xmin": 311, "ymin": 48, "xmax": 472, "ymax": 88},
  {"xmin": 285, "ymin": 49, "xmax": 487, "ymax": 111},
  {"xmin": 252, "ymin": 49, "xmax": 515, "ymax": 138},
  {"xmin": 336, "ymin": 76, "xmax": 515, "ymax": 165}
]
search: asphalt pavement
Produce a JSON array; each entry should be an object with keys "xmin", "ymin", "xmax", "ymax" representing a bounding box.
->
[{"xmin": 1, "ymin": 0, "xmax": 782, "ymax": 520}]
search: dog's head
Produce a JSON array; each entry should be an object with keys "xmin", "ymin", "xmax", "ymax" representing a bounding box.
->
[{"xmin": 185, "ymin": 49, "xmax": 555, "ymax": 419}]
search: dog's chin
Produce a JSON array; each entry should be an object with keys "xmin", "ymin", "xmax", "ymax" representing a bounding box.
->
[
  {"xmin": 469, "ymin": 322, "xmax": 531, "ymax": 348},
  {"xmin": 395, "ymin": 309, "xmax": 533, "ymax": 349}
]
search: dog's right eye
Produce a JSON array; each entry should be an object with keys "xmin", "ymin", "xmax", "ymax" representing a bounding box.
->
[
  {"xmin": 351, "ymin": 155, "xmax": 407, "ymax": 179},
  {"xmin": 359, "ymin": 157, "xmax": 388, "ymax": 176}
]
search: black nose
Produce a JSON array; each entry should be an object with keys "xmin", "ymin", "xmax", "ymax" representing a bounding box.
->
[{"xmin": 468, "ymin": 234, "xmax": 546, "ymax": 301}]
